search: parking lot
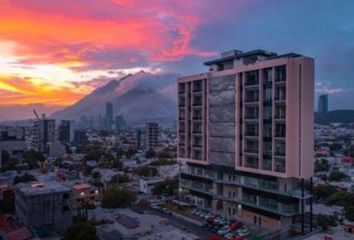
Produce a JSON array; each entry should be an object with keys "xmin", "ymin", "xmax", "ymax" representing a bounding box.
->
[{"xmin": 150, "ymin": 199, "xmax": 267, "ymax": 240}]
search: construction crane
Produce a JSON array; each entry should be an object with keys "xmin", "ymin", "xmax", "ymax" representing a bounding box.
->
[{"xmin": 33, "ymin": 109, "xmax": 40, "ymax": 120}]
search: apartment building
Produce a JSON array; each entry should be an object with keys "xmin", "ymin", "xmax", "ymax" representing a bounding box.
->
[
  {"xmin": 145, "ymin": 122, "xmax": 159, "ymax": 150},
  {"xmin": 178, "ymin": 49, "xmax": 314, "ymax": 230}
]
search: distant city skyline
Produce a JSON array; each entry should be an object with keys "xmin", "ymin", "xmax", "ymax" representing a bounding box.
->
[{"xmin": 0, "ymin": 0, "xmax": 353, "ymax": 113}]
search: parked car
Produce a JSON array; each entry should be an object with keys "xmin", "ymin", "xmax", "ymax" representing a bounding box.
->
[
  {"xmin": 217, "ymin": 225, "xmax": 231, "ymax": 235},
  {"xmin": 236, "ymin": 226, "xmax": 250, "ymax": 237}
]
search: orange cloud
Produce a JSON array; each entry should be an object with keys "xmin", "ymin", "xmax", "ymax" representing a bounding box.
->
[
  {"xmin": 0, "ymin": 0, "xmax": 219, "ymax": 108},
  {"xmin": 0, "ymin": 76, "xmax": 84, "ymax": 106}
]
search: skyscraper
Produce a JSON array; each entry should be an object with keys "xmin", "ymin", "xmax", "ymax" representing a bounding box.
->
[
  {"xmin": 178, "ymin": 49, "xmax": 314, "ymax": 230},
  {"xmin": 106, "ymin": 102, "xmax": 113, "ymax": 130},
  {"xmin": 58, "ymin": 120, "xmax": 73, "ymax": 144},
  {"xmin": 318, "ymin": 94, "xmax": 329, "ymax": 114}
]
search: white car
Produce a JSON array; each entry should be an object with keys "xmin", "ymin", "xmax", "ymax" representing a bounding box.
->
[
  {"xmin": 217, "ymin": 226, "xmax": 230, "ymax": 235},
  {"xmin": 237, "ymin": 226, "xmax": 250, "ymax": 237},
  {"xmin": 224, "ymin": 233, "xmax": 236, "ymax": 239}
]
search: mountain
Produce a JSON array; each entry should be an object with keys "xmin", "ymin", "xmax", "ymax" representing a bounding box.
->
[
  {"xmin": 51, "ymin": 71, "xmax": 177, "ymax": 123},
  {"xmin": 315, "ymin": 109, "xmax": 354, "ymax": 124}
]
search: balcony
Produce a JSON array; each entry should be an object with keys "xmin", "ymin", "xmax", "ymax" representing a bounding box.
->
[
  {"xmin": 193, "ymin": 144, "xmax": 202, "ymax": 149},
  {"xmin": 274, "ymin": 150, "xmax": 286, "ymax": 157},
  {"xmin": 275, "ymin": 132, "xmax": 286, "ymax": 138},
  {"xmin": 245, "ymin": 130, "xmax": 258, "ymax": 137},
  {"xmin": 244, "ymin": 114, "xmax": 259, "ymax": 120},
  {"xmin": 193, "ymin": 101, "xmax": 202, "ymax": 107}
]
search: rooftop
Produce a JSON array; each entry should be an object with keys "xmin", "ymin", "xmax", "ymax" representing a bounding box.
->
[
  {"xmin": 203, "ymin": 49, "xmax": 302, "ymax": 66},
  {"xmin": 16, "ymin": 181, "xmax": 72, "ymax": 196}
]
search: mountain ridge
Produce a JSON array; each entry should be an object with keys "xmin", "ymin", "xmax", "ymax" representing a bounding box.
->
[{"xmin": 51, "ymin": 72, "xmax": 177, "ymax": 123}]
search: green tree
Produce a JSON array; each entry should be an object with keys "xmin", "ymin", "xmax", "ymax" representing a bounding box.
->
[
  {"xmin": 152, "ymin": 178, "xmax": 178, "ymax": 195},
  {"xmin": 145, "ymin": 149, "xmax": 156, "ymax": 159},
  {"xmin": 62, "ymin": 222, "xmax": 98, "ymax": 240},
  {"xmin": 136, "ymin": 165, "xmax": 157, "ymax": 177},
  {"xmin": 13, "ymin": 173, "xmax": 37, "ymax": 184},
  {"xmin": 316, "ymin": 214, "xmax": 337, "ymax": 231},
  {"xmin": 345, "ymin": 206, "xmax": 354, "ymax": 221},
  {"xmin": 328, "ymin": 171, "xmax": 347, "ymax": 181},
  {"xmin": 23, "ymin": 150, "xmax": 45, "ymax": 168},
  {"xmin": 313, "ymin": 184, "xmax": 337, "ymax": 200},
  {"xmin": 325, "ymin": 191, "xmax": 351, "ymax": 207},
  {"xmin": 314, "ymin": 159, "xmax": 330, "ymax": 172},
  {"xmin": 150, "ymin": 159, "xmax": 177, "ymax": 166},
  {"xmin": 101, "ymin": 188, "xmax": 137, "ymax": 208}
]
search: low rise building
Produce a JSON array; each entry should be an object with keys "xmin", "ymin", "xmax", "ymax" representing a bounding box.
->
[{"xmin": 15, "ymin": 181, "xmax": 73, "ymax": 234}]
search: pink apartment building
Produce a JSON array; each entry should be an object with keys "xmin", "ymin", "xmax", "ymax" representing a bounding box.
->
[{"xmin": 177, "ymin": 49, "xmax": 314, "ymax": 231}]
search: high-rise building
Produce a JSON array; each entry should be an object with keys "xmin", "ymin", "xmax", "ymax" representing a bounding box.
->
[
  {"xmin": 318, "ymin": 94, "xmax": 328, "ymax": 114},
  {"xmin": 178, "ymin": 49, "xmax": 314, "ymax": 230},
  {"xmin": 58, "ymin": 120, "xmax": 73, "ymax": 144},
  {"xmin": 115, "ymin": 115, "xmax": 126, "ymax": 131},
  {"xmin": 106, "ymin": 102, "xmax": 113, "ymax": 130},
  {"xmin": 30, "ymin": 118, "xmax": 56, "ymax": 153},
  {"xmin": 145, "ymin": 122, "xmax": 159, "ymax": 150}
]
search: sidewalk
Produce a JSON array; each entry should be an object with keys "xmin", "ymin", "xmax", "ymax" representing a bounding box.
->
[{"xmin": 171, "ymin": 211, "xmax": 203, "ymax": 226}]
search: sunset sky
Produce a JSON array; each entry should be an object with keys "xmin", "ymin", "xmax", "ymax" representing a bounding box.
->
[{"xmin": 0, "ymin": 0, "xmax": 354, "ymax": 110}]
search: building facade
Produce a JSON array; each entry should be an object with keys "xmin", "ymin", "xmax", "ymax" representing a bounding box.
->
[
  {"xmin": 145, "ymin": 122, "xmax": 159, "ymax": 150},
  {"xmin": 15, "ymin": 182, "xmax": 73, "ymax": 234},
  {"xmin": 30, "ymin": 119, "xmax": 56, "ymax": 153},
  {"xmin": 178, "ymin": 49, "xmax": 314, "ymax": 230}
]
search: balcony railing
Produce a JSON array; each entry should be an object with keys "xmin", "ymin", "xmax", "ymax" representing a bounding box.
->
[
  {"xmin": 245, "ymin": 131, "xmax": 258, "ymax": 137},
  {"xmin": 245, "ymin": 79, "xmax": 259, "ymax": 86}
]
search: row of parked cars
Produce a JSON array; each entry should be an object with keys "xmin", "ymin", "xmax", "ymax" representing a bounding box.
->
[{"xmin": 191, "ymin": 209, "xmax": 250, "ymax": 239}]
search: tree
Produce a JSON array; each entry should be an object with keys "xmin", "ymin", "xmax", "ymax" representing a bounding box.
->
[
  {"xmin": 157, "ymin": 149, "xmax": 172, "ymax": 159},
  {"xmin": 110, "ymin": 158, "xmax": 122, "ymax": 169},
  {"xmin": 62, "ymin": 222, "xmax": 98, "ymax": 240},
  {"xmin": 23, "ymin": 150, "xmax": 45, "ymax": 168},
  {"xmin": 13, "ymin": 173, "xmax": 37, "ymax": 184},
  {"xmin": 150, "ymin": 159, "xmax": 177, "ymax": 166},
  {"xmin": 316, "ymin": 214, "xmax": 337, "ymax": 231},
  {"xmin": 313, "ymin": 184, "xmax": 337, "ymax": 200},
  {"xmin": 101, "ymin": 188, "xmax": 137, "ymax": 208},
  {"xmin": 328, "ymin": 171, "xmax": 347, "ymax": 181},
  {"xmin": 136, "ymin": 165, "xmax": 157, "ymax": 177},
  {"xmin": 325, "ymin": 191, "xmax": 351, "ymax": 207},
  {"xmin": 145, "ymin": 149, "xmax": 156, "ymax": 159},
  {"xmin": 152, "ymin": 178, "xmax": 178, "ymax": 196},
  {"xmin": 345, "ymin": 206, "xmax": 354, "ymax": 221},
  {"xmin": 0, "ymin": 189, "xmax": 15, "ymax": 213},
  {"xmin": 314, "ymin": 159, "xmax": 330, "ymax": 172}
]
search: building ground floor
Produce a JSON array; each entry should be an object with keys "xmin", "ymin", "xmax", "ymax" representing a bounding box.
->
[{"xmin": 180, "ymin": 163, "xmax": 313, "ymax": 231}]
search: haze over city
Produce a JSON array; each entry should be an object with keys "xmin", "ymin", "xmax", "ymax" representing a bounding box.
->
[{"xmin": 0, "ymin": 0, "xmax": 353, "ymax": 121}]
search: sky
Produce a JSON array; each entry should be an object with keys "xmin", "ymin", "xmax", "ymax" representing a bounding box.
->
[{"xmin": 0, "ymin": 0, "xmax": 353, "ymax": 112}]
